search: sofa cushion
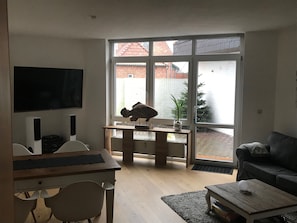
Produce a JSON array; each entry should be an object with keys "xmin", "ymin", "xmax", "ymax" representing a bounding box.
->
[
  {"xmin": 243, "ymin": 161, "xmax": 296, "ymax": 186},
  {"xmin": 276, "ymin": 175, "xmax": 297, "ymax": 196},
  {"xmin": 267, "ymin": 131, "xmax": 297, "ymax": 171}
]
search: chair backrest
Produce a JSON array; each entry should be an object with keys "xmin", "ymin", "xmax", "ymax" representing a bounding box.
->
[
  {"xmin": 14, "ymin": 195, "xmax": 37, "ymax": 223},
  {"xmin": 13, "ymin": 143, "xmax": 34, "ymax": 156},
  {"xmin": 54, "ymin": 140, "xmax": 89, "ymax": 153},
  {"xmin": 44, "ymin": 181, "xmax": 105, "ymax": 222}
]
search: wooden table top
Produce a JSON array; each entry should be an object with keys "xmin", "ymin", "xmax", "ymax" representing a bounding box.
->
[
  {"xmin": 104, "ymin": 125, "xmax": 191, "ymax": 134},
  {"xmin": 13, "ymin": 149, "xmax": 121, "ymax": 180},
  {"xmin": 205, "ymin": 179, "xmax": 297, "ymax": 215}
]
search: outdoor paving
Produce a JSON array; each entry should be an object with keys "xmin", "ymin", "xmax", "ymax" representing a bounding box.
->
[{"xmin": 196, "ymin": 130, "xmax": 233, "ymax": 162}]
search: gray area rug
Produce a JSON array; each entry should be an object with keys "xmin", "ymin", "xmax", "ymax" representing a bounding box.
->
[{"xmin": 161, "ymin": 190, "xmax": 297, "ymax": 223}]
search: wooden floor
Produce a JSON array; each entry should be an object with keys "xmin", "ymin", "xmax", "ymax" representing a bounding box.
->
[{"xmin": 26, "ymin": 155, "xmax": 237, "ymax": 223}]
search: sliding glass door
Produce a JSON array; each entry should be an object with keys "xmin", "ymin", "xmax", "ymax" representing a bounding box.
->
[{"xmin": 194, "ymin": 57, "xmax": 240, "ymax": 166}]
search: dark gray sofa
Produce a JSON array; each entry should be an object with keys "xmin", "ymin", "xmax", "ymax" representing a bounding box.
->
[{"xmin": 236, "ymin": 131, "xmax": 297, "ymax": 196}]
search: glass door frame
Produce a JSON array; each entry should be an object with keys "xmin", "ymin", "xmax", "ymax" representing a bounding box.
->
[{"xmin": 190, "ymin": 54, "xmax": 243, "ymax": 167}]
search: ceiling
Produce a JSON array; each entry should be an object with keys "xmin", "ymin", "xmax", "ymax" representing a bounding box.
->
[{"xmin": 7, "ymin": 0, "xmax": 297, "ymax": 40}]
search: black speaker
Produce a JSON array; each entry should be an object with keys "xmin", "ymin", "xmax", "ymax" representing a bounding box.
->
[
  {"xmin": 42, "ymin": 135, "xmax": 65, "ymax": 154},
  {"xmin": 26, "ymin": 116, "xmax": 42, "ymax": 154},
  {"xmin": 70, "ymin": 115, "xmax": 76, "ymax": 136},
  {"xmin": 34, "ymin": 118, "xmax": 41, "ymax": 140},
  {"xmin": 67, "ymin": 114, "xmax": 77, "ymax": 141}
]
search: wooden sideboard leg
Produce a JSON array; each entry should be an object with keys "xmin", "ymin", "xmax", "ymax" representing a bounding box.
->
[
  {"xmin": 155, "ymin": 132, "xmax": 168, "ymax": 167},
  {"xmin": 104, "ymin": 128, "xmax": 112, "ymax": 154},
  {"xmin": 106, "ymin": 186, "xmax": 114, "ymax": 223},
  {"xmin": 122, "ymin": 129, "xmax": 134, "ymax": 164},
  {"xmin": 186, "ymin": 131, "xmax": 192, "ymax": 168}
]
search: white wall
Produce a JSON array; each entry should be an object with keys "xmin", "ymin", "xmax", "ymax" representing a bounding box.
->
[
  {"xmin": 241, "ymin": 27, "xmax": 297, "ymax": 143},
  {"xmin": 9, "ymin": 35, "xmax": 107, "ymax": 149},
  {"xmin": 83, "ymin": 39, "xmax": 108, "ymax": 148},
  {"xmin": 274, "ymin": 25, "xmax": 297, "ymax": 136},
  {"xmin": 241, "ymin": 30, "xmax": 278, "ymax": 143}
]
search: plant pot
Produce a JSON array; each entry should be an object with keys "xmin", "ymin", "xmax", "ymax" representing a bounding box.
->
[{"xmin": 173, "ymin": 120, "xmax": 182, "ymax": 131}]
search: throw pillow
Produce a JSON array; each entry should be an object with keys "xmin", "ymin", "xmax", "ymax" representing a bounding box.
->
[{"xmin": 242, "ymin": 142, "xmax": 270, "ymax": 157}]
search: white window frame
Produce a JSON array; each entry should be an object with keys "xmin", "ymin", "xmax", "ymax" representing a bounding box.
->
[{"xmin": 109, "ymin": 34, "xmax": 243, "ymax": 130}]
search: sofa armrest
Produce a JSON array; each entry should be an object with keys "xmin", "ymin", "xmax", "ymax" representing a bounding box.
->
[
  {"xmin": 236, "ymin": 142, "xmax": 270, "ymax": 181},
  {"xmin": 236, "ymin": 146, "xmax": 253, "ymax": 161},
  {"xmin": 236, "ymin": 142, "xmax": 270, "ymax": 161}
]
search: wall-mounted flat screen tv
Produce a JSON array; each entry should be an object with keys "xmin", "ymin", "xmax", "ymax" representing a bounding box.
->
[{"xmin": 14, "ymin": 66, "xmax": 83, "ymax": 112}]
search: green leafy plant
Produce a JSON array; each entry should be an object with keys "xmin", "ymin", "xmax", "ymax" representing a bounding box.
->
[
  {"xmin": 170, "ymin": 79, "xmax": 212, "ymax": 124},
  {"xmin": 171, "ymin": 94, "xmax": 183, "ymax": 121},
  {"xmin": 196, "ymin": 81, "xmax": 212, "ymax": 122}
]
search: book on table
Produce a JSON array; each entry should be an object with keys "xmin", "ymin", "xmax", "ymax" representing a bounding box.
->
[{"xmin": 211, "ymin": 200, "xmax": 242, "ymax": 223}]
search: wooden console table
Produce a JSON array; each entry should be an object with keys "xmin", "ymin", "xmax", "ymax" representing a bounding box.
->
[{"xmin": 103, "ymin": 125, "xmax": 192, "ymax": 167}]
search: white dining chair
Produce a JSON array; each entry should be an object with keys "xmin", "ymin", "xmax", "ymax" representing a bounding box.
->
[
  {"xmin": 13, "ymin": 143, "xmax": 34, "ymax": 156},
  {"xmin": 14, "ymin": 190, "xmax": 38, "ymax": 223},
  {"xmin": 13, "ymin": 143, "xmax": 38, "ymax": 222},
  {"xmin": 44, "ymin": 181, "xmax": 111, "ymax": 223},
  {"xmin": 54, "ymin": 140, "xmax": 89, "ymax": 153},
  {"xmin": 47, "ymin": 140, "xmax": 90, "ymax": 220}
]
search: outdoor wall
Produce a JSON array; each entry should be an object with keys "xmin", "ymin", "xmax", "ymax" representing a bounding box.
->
[
  {"xmin": 9, "ymin": 34, "xmax": 107, "ymax": 149},
  {"xmin": 274, "ymin": 25, "xmax": 297, "ymax": 137},
  {"xmin": 241, "ymin": 30, "xmax": 278, "ymax": 143},
  {"xmin": 115, "ymin": 78, "xmax": 188, "ymax": 119},
  {"xmin": 199, "ymin": 61, "xmax": 236, "ymax": 127}
]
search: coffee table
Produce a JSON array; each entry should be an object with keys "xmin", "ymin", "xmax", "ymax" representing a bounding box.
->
[{"xmin": 205, "ymin": 179, "xmax": 297, "ymax": 223}]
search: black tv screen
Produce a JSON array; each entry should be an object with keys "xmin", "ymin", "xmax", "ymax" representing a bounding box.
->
[{"xmin": 14, "ymin": 66, "xmax": 83, "ymax": 112}]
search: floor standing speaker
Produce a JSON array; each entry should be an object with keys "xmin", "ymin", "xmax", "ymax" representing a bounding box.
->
[
  {"xmin": 69, "ymin": 114, "xmax": 76, "ymax": 141},
  {"xmin": 26, "ymin": 117, "xmax": 42, "ymax": 154}
]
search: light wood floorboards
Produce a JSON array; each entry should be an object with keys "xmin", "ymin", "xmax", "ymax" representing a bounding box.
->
[{"xmin": 25, "ymin": 156, "xmax": 237, "ymax": 223}]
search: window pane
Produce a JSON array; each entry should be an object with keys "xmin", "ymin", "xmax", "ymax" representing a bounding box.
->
[
  {"xmin": 195, "ymin": 37, "xmax": 240, "ymax": 55},
  {"xmin": 153, "ymin": 40, "xmax": 192, "ymax": 56},
  {"xmin": 115, "ymin": 62, "xmax": 146, "ymax": 116},
  {"xmin": 114, "ymin": 42, "xmax": 149, "ymax": 57},
  {"xmin": 197, "ymin": 61, "xmax": 236, "ymax": 125},
  {"xmin": 154, "ymin": 61, "xmax": 188, "ymax": 119}
]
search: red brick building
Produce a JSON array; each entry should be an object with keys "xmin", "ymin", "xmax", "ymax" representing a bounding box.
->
[{"xmin": 115, "ymin": 41, "xmax": 187, "ymax": 78}]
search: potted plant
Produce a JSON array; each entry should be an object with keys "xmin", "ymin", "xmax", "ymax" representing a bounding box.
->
[{"xmin": 171, "ymin": 95, "xmax": 183, "ymax": 131}]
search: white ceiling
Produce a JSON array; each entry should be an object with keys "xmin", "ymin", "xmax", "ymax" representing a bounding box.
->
[{"xmin": 7, "ymin": 0, "xmax": 297, "ymax": 40}]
